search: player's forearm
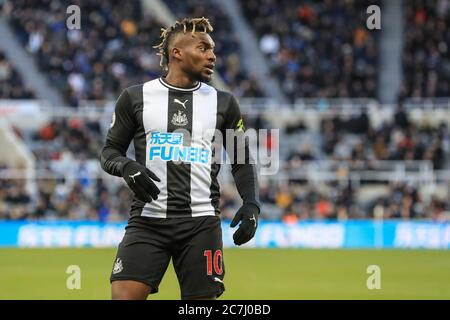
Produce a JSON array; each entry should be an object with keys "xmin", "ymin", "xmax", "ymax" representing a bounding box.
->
[
  {"xmin": 231, "ymin": 163, "xmax": 260, "ymax": 211},
  {"xmin": 100, "ymin": 140, "xmax": 132, "ymax": 177}
]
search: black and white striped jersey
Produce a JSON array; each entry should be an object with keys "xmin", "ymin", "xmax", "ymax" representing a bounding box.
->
[{"xmin": 101, "ymin": 77, "xmax": 259, "ymax": 219}]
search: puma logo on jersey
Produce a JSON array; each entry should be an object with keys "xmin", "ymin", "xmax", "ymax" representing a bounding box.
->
[
  {"xmin": 129, "ymin": 171, "xmax": 141, "ymax": 183},
  {"xmin": 174, "ymin": 99, "xmax": 188, "ymax": 109}
]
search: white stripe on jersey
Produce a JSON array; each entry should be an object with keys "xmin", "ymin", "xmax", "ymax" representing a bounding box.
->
[
  {"xmin": 142, "ymin": 79, "xmax": 168, "ymax": 218},
  {"xmin": 190, "ymin": 83, "xmax": 217, "ymax": 217}
]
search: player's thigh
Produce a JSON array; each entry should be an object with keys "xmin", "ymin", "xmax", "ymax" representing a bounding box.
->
[
  {"xmin": 172, "ymin": 216, "xmax": 225, "ymax": 300},
  {"xmin": 111, "ymin": 280, "xmax": 151, "ymax": 300},
  {"xmin": 110, "ymin": 226, "xmax": 171, "ymax": 297}
]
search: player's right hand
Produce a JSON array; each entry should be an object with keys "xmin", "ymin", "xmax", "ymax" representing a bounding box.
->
[{"xmin": 121, "ymin": 161, "xmax": 160, "ymax": 203}]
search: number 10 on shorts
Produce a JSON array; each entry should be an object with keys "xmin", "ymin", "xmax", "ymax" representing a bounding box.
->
[{"xmin": 203, "ymin": 250, "xmax": 223, "ymax": 275}]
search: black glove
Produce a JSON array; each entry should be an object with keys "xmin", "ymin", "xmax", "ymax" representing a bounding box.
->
[
  {"xmin": 230, "ymin": 202, "xmax": 260, "ymax": 246},
  {"xmin": 121, "ymin": 161, "xmax": 160, "ymax": 203}
]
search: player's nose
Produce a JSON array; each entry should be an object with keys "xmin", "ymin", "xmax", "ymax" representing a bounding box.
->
[{"xmin": 207, "ymin": 51, "xmax": 216, "ymax": 63}]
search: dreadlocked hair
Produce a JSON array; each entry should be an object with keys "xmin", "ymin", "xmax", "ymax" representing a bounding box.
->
[{"xmin": 153, "ymin": 17, "xmax": 213, "ymax": 71}]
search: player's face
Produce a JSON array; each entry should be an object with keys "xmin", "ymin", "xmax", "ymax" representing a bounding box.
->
[{"xmin": 178, "ymin": 32, "xmax": 216, "ymax": 82}]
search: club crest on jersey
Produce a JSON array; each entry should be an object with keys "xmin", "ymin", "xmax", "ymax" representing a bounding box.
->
[
  {"xmin": 112, "ymin": 258, "xmax": 123, "ymax": 274},
  {"xmin": 171, "ymin": 110, "xmax": 188, "ymax": 126}
]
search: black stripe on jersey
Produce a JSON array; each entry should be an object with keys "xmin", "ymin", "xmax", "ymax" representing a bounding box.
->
[
  {"xmin": 209, "ymin": 91, "xmax": 229, "ymax": 214},
  {"xmin": 128, "ymin": 85, "xmax": 147, "ymax": 217},
  {"xmin": 166, "ymin": 90, "xmax": 193, "ymax": 217},
  {"xmin": 209, "ymin": 156, "xmax": 221, "ymax": 214}
]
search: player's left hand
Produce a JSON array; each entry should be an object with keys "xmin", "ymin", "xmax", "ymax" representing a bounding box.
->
[{"xmin": 230, "ymin": 202, "xmax": 260, "ymax": 246}]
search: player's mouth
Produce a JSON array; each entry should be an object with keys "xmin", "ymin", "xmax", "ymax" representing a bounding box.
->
[{"xmin": 204, "ymin": 64, "xmax": 215, "ymax": 75}]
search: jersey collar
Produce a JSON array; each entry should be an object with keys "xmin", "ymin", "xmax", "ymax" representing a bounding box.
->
[{"xmin": 159, "ymin": 77, "xmax": 202, "ymax": 92}]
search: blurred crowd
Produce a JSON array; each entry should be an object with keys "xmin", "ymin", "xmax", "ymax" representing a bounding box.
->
[
  {"xmin": 275, "ymin": 108, "xmax": 450, "ymax": 222},
  {"xmin": 3, "ymin": 0, "xmax": 449, "ymax": 104},
  {"xmin": 240, "ymin": 0, "xmax": 379, "ymax": 102},
  {"xmin": 286, "ymin": 107, "xmax": 449, "ymax": 170},
  {"xmin": 6, "ymin": 0, "xmax": 163, "ymax": 106},
  {"xmin": 401, "ymin": 0, "xmax": 450, "ymax": 98},
  {"xmin": 0, "ymin": 170, "xmax": 133, "ymax": 221},
  {"xmin": 221, "ymin": 181, "xmax": 449, "ymax": 223},
  {"xmin": 29, "ymin": 117, "xmax": 103, "ymax": 164},
  {"xmin": 5, "ymin": 0, "xmax": 263, "ymax": 106},
  {"xmin": 30, "ymin": 177, "xmax": 132, "ymax": 221},
  {"xmin": 0, "ymin": 167, "xmax": 31, "ymax": 220},
  {"xmin": 0, "ymin": 50, "xmax": 35, "ymax": 99},
  {"xmin": 2, "ymin": 165, "xmax": 448, "ymax": 222}
]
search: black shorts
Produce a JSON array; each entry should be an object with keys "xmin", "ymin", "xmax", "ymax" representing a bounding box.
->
[{"xmin": 110, "ymin": 215, "xmax": 225, "ymax": 299}]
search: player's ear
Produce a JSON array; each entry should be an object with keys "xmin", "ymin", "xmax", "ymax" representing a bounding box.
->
[{"xmin": 171, "ymin": 47, "xmax": 182, "ymax": 61}]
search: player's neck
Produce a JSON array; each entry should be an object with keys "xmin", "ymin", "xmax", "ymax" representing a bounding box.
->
[{"xmin": 164, "ymin": 70, "xmax": 199, "ymax": 89}]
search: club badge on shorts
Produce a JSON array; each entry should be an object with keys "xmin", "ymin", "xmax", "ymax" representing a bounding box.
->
[{"xmin": 113, "ymin": 258, "xmax": 123, "ymax": 274}]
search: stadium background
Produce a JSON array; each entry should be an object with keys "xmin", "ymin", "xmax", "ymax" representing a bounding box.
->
[{"xmin": 0, "ymin": 0, "xmax": 449, "ymax": 299}]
